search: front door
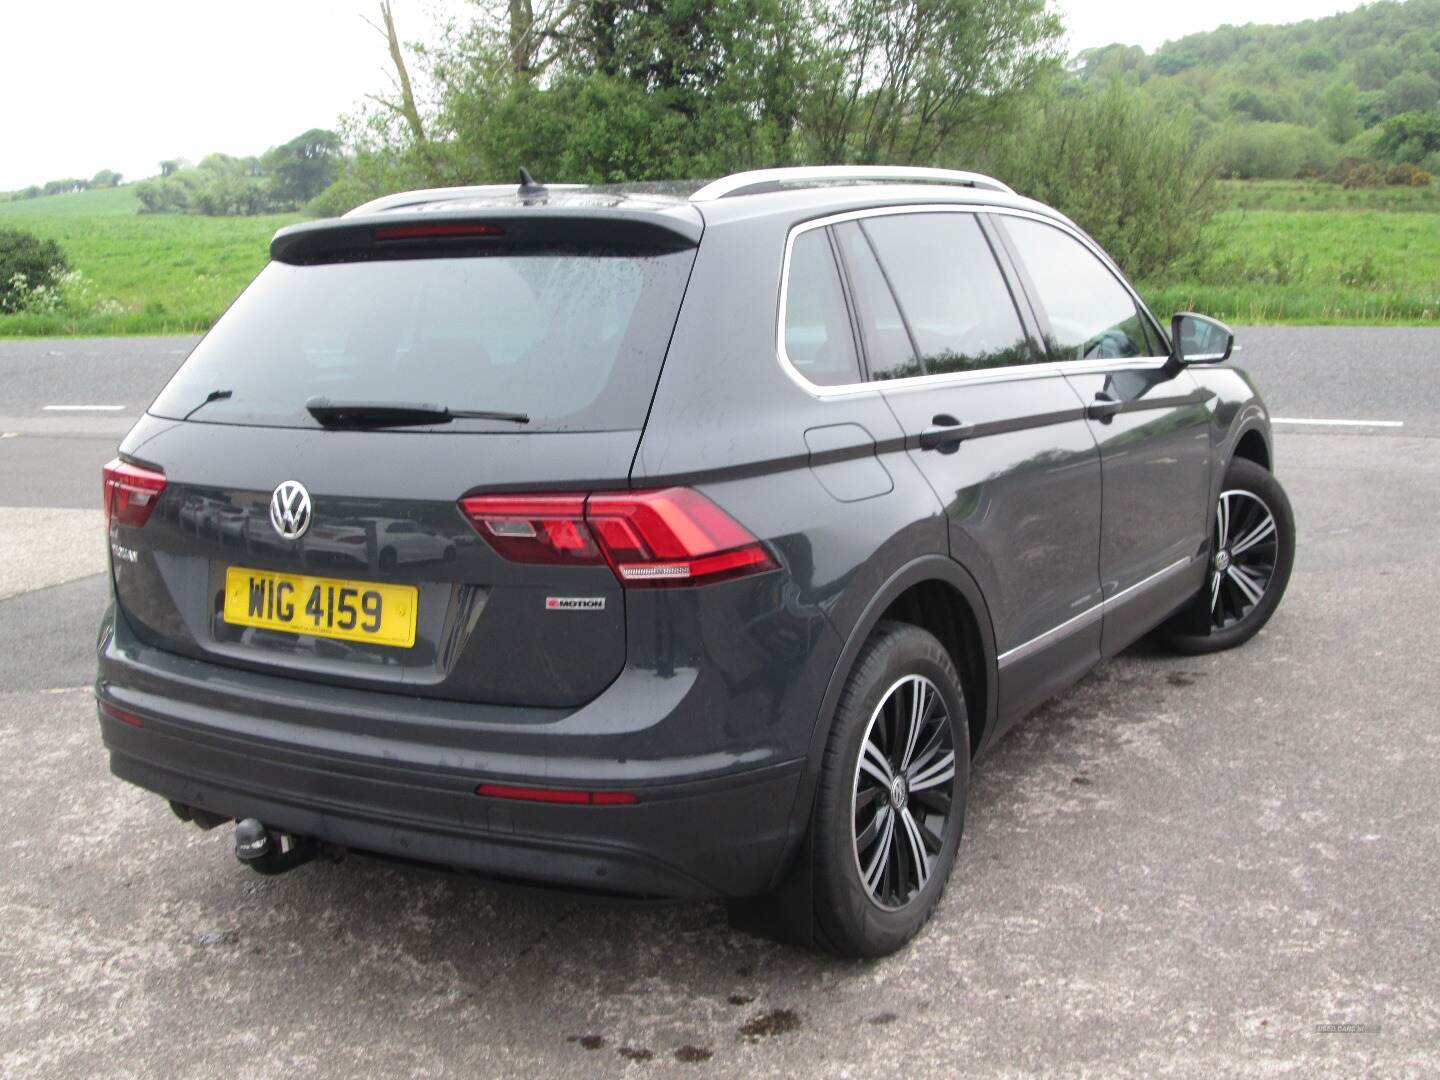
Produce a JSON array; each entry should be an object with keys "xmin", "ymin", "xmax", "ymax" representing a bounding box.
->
[{"xmin": 993, "ymin": 214, "xmax": 1212, "ymax": 655}]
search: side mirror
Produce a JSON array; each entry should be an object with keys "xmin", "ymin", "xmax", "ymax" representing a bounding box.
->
[{"xmin": 1169, "ymin": 312, "xmax": 1234, "ymax": 366}]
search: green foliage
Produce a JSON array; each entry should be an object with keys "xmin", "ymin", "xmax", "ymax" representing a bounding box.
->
[
  {"xmin": 985, "ymin": 81, "xmax": 1217, "ymax": 280},
  {"xmin": 1071, "ymin": 0, "xmax": 1440, "ymax": 181},
  {"xmin": 1320, "ymin": 81, "xmax": 1362, "ymax": 145},
  {"xmin": 1376, "ymin": 110, "xmax": 1440, "ymax": 163},
  {"xmin": 327, "ymin": 0, "xmax": 1064, "ymax": 209},
  {"xmin": 1210, "ymin": 122, "xmax": 1340, "ymax": 179},
  {"xmin": 133, "ymin": 129, "xmax": 341, "ymax": 216},
  {"xmin": 89, "ymin": 169, "xmax": 122, "ymax": 189},
  {"xmin": 0, "ymin": 227, "xmax": 70, "ymax": 313},
  {"xmin": 261, "ymin": 128, "xmax": 342, "ymax": 205}
]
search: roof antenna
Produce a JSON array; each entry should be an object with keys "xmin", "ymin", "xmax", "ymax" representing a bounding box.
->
[{"xmin": 518, "ymin": 167, "xmax": 548, "ymax": 202}]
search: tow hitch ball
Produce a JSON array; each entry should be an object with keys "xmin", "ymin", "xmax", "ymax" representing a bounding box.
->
[{"xmin": 234, "ymin": 817, "xmax": 317, "ymax": 875}]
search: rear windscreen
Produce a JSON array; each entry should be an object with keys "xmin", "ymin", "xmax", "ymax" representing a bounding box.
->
[{"xmin": 150, "ymin": 247, "xmax": 696, "ymax": 431}]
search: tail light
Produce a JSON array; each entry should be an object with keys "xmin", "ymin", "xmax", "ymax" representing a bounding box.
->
[
  {"xmin": 459, "ymin": 487, "xmax": 776, "ymax": 588},
  {"xmin": 103, "ymin": 458, "xmax": 166, "ymax": 529}
]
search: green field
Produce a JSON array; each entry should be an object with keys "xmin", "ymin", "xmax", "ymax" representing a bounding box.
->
[
  {"xmin": 1138, "ymin": 180, "xmax": 1440, "ymax": 325},
  {"xmin": 2, "ymin": 179, "xmax": 1437, "ymax": 336},
  {"xmin": 0, "ymin": 186, "xmax": 301, "ymax": 336}
]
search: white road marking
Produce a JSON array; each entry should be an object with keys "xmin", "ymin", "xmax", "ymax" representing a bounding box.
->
[
  {"xmin": 1271, "ymin": 417, "xmax": 1405, "ymax": 428},
  {"xmin": 41, "ymin": 405, "xmax": 126, "ymax": 412}
]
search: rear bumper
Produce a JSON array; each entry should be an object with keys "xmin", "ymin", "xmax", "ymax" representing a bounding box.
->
[{"xmin": 97, "ymin": 609, "xmax": 809, "ymax": 899}]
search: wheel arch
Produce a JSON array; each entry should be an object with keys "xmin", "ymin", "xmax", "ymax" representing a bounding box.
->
[
  {"xmin": 782, "ymin": 555, "xmax": 995, "ymax": 856},
  {"xmin": 1232, "ymin": 426, "xmax": 1271, "ymax": 471}
]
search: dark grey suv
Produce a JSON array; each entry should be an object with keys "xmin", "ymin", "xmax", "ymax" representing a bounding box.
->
[{"xmin": 96, "ymin": 166, "xmax": 1294, "ymax": 957}]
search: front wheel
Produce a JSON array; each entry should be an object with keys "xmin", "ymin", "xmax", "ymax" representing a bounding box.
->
[
  {"xmin": 1157, "ymin": 457, "xmax": 1295, "ymax": 654},
  {"xmin": 810, "ymin": 621, "xmax": 970, "ymax": 958}
]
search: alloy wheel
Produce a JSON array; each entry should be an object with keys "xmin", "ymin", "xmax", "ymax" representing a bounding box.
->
[
  {"xmin": 1210, "ymin": 489, "xmax": 1279, "ymax": 630},
  {"xmin": 851, "ymin": 674, "xmax": 957, "ymax": 910}
]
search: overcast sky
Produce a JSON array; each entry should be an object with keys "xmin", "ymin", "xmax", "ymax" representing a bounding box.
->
[{"xmin": 2, "ymin": 0, "xmax": 1365, "ymax": 191}]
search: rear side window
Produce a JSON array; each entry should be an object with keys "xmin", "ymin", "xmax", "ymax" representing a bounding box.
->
[
  {"xmin": 859, "ymin": 213, "xmax": 1033, "ymax": 376},
  {"xmin": 1000, "ymin": 217, "xmax": 1153, "ymax": 361},
  {"xmin": 150, "ymin": 247, "xmax": 696, "ymax": 432},
  {"xmin": 783, "ymin": 230, "xmax": 861, "ymax": 386},
  {"xmin": 832, "ymin": 222, "xmax": 920, "ymax": 381}
]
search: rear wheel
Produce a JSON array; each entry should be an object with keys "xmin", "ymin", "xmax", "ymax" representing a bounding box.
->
[
  {"xmin": 811, "ymin": 621, "xmax": 969, "ymax": 958},
  {"xmin": 1157, "ymin": 457, "xmax": 1295, "ymax": 654}
]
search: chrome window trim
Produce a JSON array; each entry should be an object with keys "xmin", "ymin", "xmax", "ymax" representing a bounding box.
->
[
  {"xmin": 774, "ymin": 204, "xmax": 1170, "ymax": 399},
  {"xmin": 997, "ymin": 555, "xmax": 1198, "ymax": 669}
]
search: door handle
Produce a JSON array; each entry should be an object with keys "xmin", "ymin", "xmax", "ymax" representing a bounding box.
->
[
  {"xmin": 1087, "ymin": 393, "xmax": 1123, "ymax": 423},
  {"xmin": 917, "ymin": 414, "xmax": 974, "ymax": 453}
]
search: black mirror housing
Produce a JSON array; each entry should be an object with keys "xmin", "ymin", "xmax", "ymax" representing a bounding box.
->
[{"xmin": 1170, "ymin": 312, "xmax": 1234, "ymax": 367}]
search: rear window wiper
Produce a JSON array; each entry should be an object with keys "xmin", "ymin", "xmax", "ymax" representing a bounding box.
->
[{"xmin": 304, "ymin": 397, "xmax": 530, "ymax": 427}]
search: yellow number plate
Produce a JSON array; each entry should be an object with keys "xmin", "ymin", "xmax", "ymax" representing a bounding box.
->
[{"xmin": 222, "ymin": 566, "xmax": 417, "ymax": 649}]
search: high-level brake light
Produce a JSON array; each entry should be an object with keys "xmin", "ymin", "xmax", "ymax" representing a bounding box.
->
[
  {"xmin": 459, "ymin": 487, "xmax": 776, "ymax": 588},
  {"xmin": 373, "ymin": 222, "xmax": 506, "ymax": 241},
  {"xmin": 103, "ymin": 459, "xmax": 166, "ymax": 529}
]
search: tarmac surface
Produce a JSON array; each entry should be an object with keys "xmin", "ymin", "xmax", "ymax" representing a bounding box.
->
[{"xmin": 1, "ymin": 328, "xmax": 1436, "ymax": 1077}]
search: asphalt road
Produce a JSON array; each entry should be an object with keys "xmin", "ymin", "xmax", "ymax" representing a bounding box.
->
[{"xmin": 1, "ymin": 329, "xmax": 1437, "ymax": 1077}]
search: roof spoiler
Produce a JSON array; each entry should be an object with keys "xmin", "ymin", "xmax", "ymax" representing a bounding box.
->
[{"xmin": 271, "ymin": 206, "xmax": 703, "ymax": 264}]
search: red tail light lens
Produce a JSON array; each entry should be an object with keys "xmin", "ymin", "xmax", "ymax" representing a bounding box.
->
[
  {"xmin": 103, "ymin": 458, "xmax": 166, "ymax": 529},
  {"xmin": 459, "ymin": 488, "xmax": 776, "ymax": 588}
]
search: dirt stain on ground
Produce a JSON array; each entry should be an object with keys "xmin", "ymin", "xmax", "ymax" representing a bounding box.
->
[
  {"xmin": 727, "ymin": 993, "xmax": 754, "ymax": 1006},
  {"xmin": 740, "ymin": 1008, "xmax": 802, "ymax": 1038},
  {"xmin": 567, "ymin": 1035, "xmax": 606, "ymax": 1051},
  {"xmin": 674, "ymin": 1045, "xmax": 713, "ymax": 1063},
  {"xmin": 618, "ymin": 1046, "xmax": 654, "ymax": 1061}
]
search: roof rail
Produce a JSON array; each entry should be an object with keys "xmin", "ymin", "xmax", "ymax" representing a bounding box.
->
[
  {"xmin": 689, "ymin": 166, "xmax": 1014, "ymax": 202},
  {"xmin": 343, "ymin": 183, "xmax": 587, "ymax": 217}
]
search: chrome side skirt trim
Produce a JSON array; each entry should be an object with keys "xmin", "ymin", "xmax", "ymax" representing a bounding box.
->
[{"xmin": 997, "ymin": 556, "xmax": 1198, "ymax": 669}]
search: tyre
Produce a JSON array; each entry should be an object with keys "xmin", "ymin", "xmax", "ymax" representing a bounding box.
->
[
  {"xmin": 1157, "ymin": 457, "xmax": 1295, "ymax": 655},
  {"xmin": 810, "ymin": 621, "xmax": 970, "ymax": 958}
]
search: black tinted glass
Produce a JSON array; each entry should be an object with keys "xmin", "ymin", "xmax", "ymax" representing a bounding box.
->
[
  {"xmin": 832, "ymin": 222, "xmax": 920, "ymax": 381},
  {"xmin": 861, "ymin": 213, "xmax": 1033, "ymax": 376},
  {"xmin": 1001, "ymin": 217, "xmax": 1150, "ymax": 361},
  {"xmin": 783, "ymin": 230, "xmax": 861, "ymax": 386},
  {"xmin": 150, "ymin": 248, "xmax": 696, "ymax": 431}
]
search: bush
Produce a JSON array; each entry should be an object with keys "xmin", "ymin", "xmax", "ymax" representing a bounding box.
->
[
  {"xmin": 1209, "ymin": 121, "xmax": 1340, "ymax": 179},
  {"xmin": 986, "ymin": 80, "xmax": 1217, "ymax": 280},
  {"xmin": 0, "ymin": 228, "xmax": 70, "ymax": 313},
  {"xmin": 1384, "ymin": 162, "xmax": 1434, "ymax": 186}
]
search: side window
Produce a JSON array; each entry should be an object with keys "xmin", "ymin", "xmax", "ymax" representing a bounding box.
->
[
  {"xmin": 859, "ymin": 213, "xmax": 1034, "ymax": 376},
  {"xmin": 1000, "ymin": 217, "xmax": 1152, "ymax": 361},
  {"xmin": 783, "ymin": 229, "xmax": 861, "ymax": 386},
  {"xmin": 832, "ymin": 222, "xmax": 921, "ymax": 381}
]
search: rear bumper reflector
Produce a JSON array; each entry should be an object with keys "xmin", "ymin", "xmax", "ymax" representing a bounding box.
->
[{"xmin": 475, "ymin": 783, "xmax": 638, "ymax": 806}]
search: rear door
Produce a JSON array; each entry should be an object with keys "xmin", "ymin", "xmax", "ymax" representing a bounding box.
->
[
  {"xmin": 828, "ymin": 209, "xmax": 1105, "ymax": 722},
  {"xmin": 112, "ymin": 222, "xmax": 698, "ymax": 708},
  {"xmin": 992, "ymin": 213, "xmax": 1212, "ymax": 655}
]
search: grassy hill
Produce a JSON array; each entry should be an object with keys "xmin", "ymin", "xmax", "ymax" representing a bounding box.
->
[{"xmin": 0, "ymin": 186, "xmax": 301, "ymax": 336}]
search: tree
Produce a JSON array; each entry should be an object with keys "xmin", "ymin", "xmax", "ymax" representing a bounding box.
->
[
  {"xmin": 260, "ymin": 128, "xmax": 343, "ymax": 204},
  {"xmin": 1376, "ymin": 109, "xmax": 1440, "ymax": 163},
  {"xmin": 1383, "ymin": 70, "xmax": 1439, "ymax": 114},
  {"xmin": 89, "ymin": 169, "xmax": 123, "ymax": 188},
  {"xmin": 1320, "ymin": 80, "xmax": 1362, "ymax": 145},
  {"xmin": 805, "ymin": 0, "xmax": 1063, "ymax": 163}
]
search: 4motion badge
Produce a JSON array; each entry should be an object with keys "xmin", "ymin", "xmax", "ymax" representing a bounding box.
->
[{"xmin": 545, "ymin": 597, "xmax": 606, "ymax": 611}]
